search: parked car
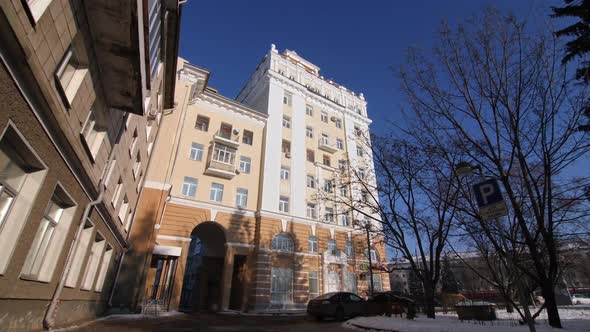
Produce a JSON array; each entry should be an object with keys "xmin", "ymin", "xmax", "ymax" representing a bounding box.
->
[
  {"xmin": 365, "ymin": 291, "xmax": 416, "ymax": 319},
  {"xmin": 307, "ymin": 292, "xmax": 365, "ymax": 321},
  {"xmin": 571, "ymin": 294, "xmax": 590, "ymax": 305}
]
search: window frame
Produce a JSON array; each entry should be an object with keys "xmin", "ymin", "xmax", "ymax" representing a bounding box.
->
[
  {"xmin": 282, "ymin": 115, "xmax": 291, "ymax": 129},
  {"xmin": 306, "ymin": 203, "xmax": 317, "ymax": 219},
  {"xmin": 242, "ymin": 130, "xmax": 254, "ymax": 145},
  {"xmin": 189, "ymin": 142, "xmax": 204, "ymax": 161},
  {"xmin": 279, "ymin": 196, "xmax": 290, "ymax": 213},
  {"xmin": 308, "ymin": 236, "xmax": 318, "ymax": 253},
  {"xmin": 195, "ymin": 115, "xmax": 210, "ymax": 131},
  {"xmin": 209, "ymin": 183, "xmax": 224, "ymax": 202},
  {"xmin": 239, "ymin": 156, "xmax": 251, "ymax": 174},
  {"xmin": 280, "ymin": 166, "xmax": 290, "ymax": 181},
  {"xmin": 182, "ymin": 177, "xmax": 198, "ymax": 197},
  {"xmin": 235, "ymin": 188, "xmax": 248, "ymax": 208}
]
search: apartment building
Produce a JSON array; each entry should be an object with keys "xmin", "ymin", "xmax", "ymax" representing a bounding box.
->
[
  {"xmin": 237, "ymin": 45, "xmax": 389, "ymax": 310},
  {"xmin": 123, "ymin": 46, "xmax": 389, "ymax": 314},
  {"xmin": 0, "ymin": 0, "xmax": 181, "ymax": 329}
]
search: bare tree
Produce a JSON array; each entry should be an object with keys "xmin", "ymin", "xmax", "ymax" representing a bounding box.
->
[
  {"xmin": 318, "ymin": 132, "xmax": 460, "ymax": 319},
  {"xmin": 399, "ymin": 9, "xmax": 590, "ymax": 328}
]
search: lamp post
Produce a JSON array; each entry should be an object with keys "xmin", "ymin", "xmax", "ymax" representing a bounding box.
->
[
  {"xmin": 364, "ymin": 220, "xmax": 375, "ymax": 298},
  {"xmin": 455, "ymin": 162, "xmax": 536, "ymax": 332}
]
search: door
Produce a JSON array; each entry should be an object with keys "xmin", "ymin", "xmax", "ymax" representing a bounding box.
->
[
  {"xmin": 327, "ymin": 270, "xmax": 340, "ymax": 293},
  {"xmin": 229, "ymin": 255, "xmax": 247, "ymax": 310}
]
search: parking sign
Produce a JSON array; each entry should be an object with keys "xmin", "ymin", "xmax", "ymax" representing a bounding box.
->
[{"xmin": 472, "ymin": 179, "xmax": 508, "ymax": 219}]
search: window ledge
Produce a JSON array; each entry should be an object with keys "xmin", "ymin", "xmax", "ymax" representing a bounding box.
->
[
  {"xmin": 24, "ymin": 0, "xmax": 52, "ymax": 24},
  {"xmin": 63, "ymin": 69, "xmax": 89, "ymax": 108}
]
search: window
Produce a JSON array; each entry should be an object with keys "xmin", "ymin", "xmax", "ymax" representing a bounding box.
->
[
  {"xmin": 0, "ymin": 124, "xmax": 47, "ymax": 274},
  {"xmin": 219, "ymin": 123, "xmax": 232, "ymax": 139},
  {"xmin": 361, "ymin": 191, "xmax": 368, "ymax": 203},
  {"xmin": 210, "ymin": 183, "xmax": 224, "ymax": 202},
  {"xmin": 81, "ymin": 233, "xmax": 106, "ymax": 290},
  {"xmin": 306, "ymin": 126, "xmax": 314, "ymax": 138},
  {"xmin": 325, "ymin": 207, "xmax": 334, "ymax": 223},
  {"xmin": 321, "ymin": 133, "xmax": 329, "ymax": 145},
  {"xmin": 132, "ymin": 152, "xmax": 141, "ymax": 179},
  {"xmin": 118, "ymin": 195, "xmax": 129, "ymax": 225},
  {"xmin": 236, "ymin": 188, "xmax": 248, "ymax": 208},
  {"xmin": 323, "ymin": 155, "xmax": 331, "ymax": 167},
  {"xmin": 148, "ymin": 0, "xmax": 163, "ymax": 78},
  {"xmin": 283, "ymin": 92, "xmax": 292, "ymax": 106},
  {"xmin": 321, "ymin": 111, "xmax": 328, "ymax": 123},
  {"xmin": 306, "ymin": 105, "xmax": 313, "ymax": 116},
  {"xmin": 309, "ymin": 271, "xmax": 319, "ymax": 299},
  {"xmin": 308, "ymin": 236, "xmax": 318, "ymax": 253},
  {"xmin": 371, "ymin": 274, "xmax": 383, "ymax": 292},
  {"xmin": 345, "ymin": 273, "xmax": 358, "ymax": 294},
  {"xmin": 280, "ymin": 166, "xmax": 290, "ymax": 180},
  {"xmin": 189, "ymin": 143, "xmax": 204, "ymax": 161},
  {"xmin": 80, "ymin": 109, "xmax": 106, "ymax": 160},
  {"xmin": 239, "ymin": 156, "xmax": 251, "ymax": 174},
  {"xmin": 345, "ymin": 241, "xmax": 354, "ymax": 257},
  {"xmin": 242, "ymin": 130, "xmax": 253, "ymax": 145},
  {"xmin": 282, "ymin": 140, "xmax": 291, "ymax": 154},
  {"xmin": 112, "ymin": 177, "xmax": 123, "ymax": 207},
  {"xmin": 328, "ymin": 239, "xmax": 337, "ymax": 253},
  {"xmin": 21, "ymin": 186, "xmax": 76, "ymax": 281},
  {"xmin": 340, "ymin": 185, "xmax": 348, "ymax": 197},
  {"xmin": 336, "ymin": 139, "xmax": 344, "ymax": 150},
  {"xmin": 55, "ymin": 48, "xmax": 85, "ymax": 107},
  {"xmin": 129, "ymin": 129, "xmax": 138, "ymax": 157},
  {"xmin": 271, "ymin": 267, "xmax": 293, "ymax": 304},
  {"xmin": 306, "ymin": 175, "xmax": 315, "ymax": 188},
  {"xmin": 338, "ymin": 159, "xmax": 346, "ymax": 171},
  {"xmin": 335, "ymin": 118, "xmax": 342, "ymax": 129},
  {"xmin": 195, "ymin": 115, "xmax": 209, "ymax": 131},
  {"xmin": 94, "ymin": 245, "xmax": 113, "ymax": 292},
  {"xmin": 272, "ymin": 233, "xmax": 294, "ymax": 252},
  {"xmin": 356, "ymin": 145, "xmax": 364, "ymax": 157},
  {"xmin": 282, "ymin": 115, "xmax": 291, "ymax": 129},
  {"xmin": 324, "ymin": 179, "xmax": 333, "ymax": 193},
  {"xmin": 358, "ymin": 168, "xmax": 366, "ymax": 179},
  {"xmin": 341, "ymin": 214, "xmax": 351, "ymax": 227},
  {"xmin": 279, "ymin": 196, "xmax": 290, "ymax": 213},
  {"xmin": 182, "ymin": 177, "xmax": 198, "ymax": 197},
  {"xmin": 366, "ymin": 248, "xmax": 379, "ymax": 262},
  {"xmin": 306, "ymin": 203, "xmax": 317, "ymax": 219},
  {"xmin": 212, "ymin": 144, "xmax": 236, "ymax": 164},
  {"xmin": 65, "ymin": 220, "xmax": 94, "ymax": 288},
  {"xmin": 354, "ymin": 125, "xmax": 362, "ymax": 137},
  {"xmin": 306, "ymin": 149, "xmax": 315, "ymax": 163}
]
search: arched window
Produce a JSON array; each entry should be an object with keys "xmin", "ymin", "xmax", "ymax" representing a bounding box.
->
[{"xmin": 272, "ymin": 233, "xmax": 294, "ymax": 252}]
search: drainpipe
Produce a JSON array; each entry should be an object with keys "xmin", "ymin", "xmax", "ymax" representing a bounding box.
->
[{"xmin": 44, "ymin": 113, "xmax": 129, "ymax": 329}]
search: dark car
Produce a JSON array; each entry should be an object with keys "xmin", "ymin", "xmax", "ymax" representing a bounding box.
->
[
  {"xmin": 307, "ymin": 292, "xmax": 365, "ymax": 321},
  {"xmin": 365, "ymin": 291, "xmax": 416, "ymax": 319}
]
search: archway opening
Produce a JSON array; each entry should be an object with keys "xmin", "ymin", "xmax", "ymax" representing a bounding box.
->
[{"xmin": 179, "ymin": 222, "xmax": 226, "ymax": 312}]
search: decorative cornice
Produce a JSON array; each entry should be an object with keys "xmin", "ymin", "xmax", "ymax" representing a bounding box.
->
[
  {"xmin": 256, "ymin": 209, "xmax": 364, "ymax": 235},
  {"xmin": 195, "ymin": 91, "xmax": 268, "ymax": 124}
]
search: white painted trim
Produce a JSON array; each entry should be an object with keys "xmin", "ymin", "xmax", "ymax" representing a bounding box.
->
[
  {"xmin": 256, "ymin": 209, "xmax": 361, "ymax": 234},
  {"xmin": 294, "ymin": 252, "xmax": 321, "ymax": 257},
  {"xmin": 225, "ymin": 242, "xmax": 255, "ymax": 248},
  {"xmin": 157, "ymin": 234, "xmax": 191, "ymax": 242},
  {"xmin": 281, "ymin": 219, "xmax": 287, "ymax": 232},
  {"xmin": 153, "ymin": 245, "xmax": 182, "ymax": 257},
  {"xmin": 143, "ymin": 180, "xmax": 172, "ymax": 190},
  {"xmin": 169, "ymin": 196, "xmax": 256, "ymax": 217}
]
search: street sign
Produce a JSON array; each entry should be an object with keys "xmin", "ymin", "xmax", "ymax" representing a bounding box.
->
[{"xmin": 472, "ymin": 179, "xmax": 508, "ymax": 219}]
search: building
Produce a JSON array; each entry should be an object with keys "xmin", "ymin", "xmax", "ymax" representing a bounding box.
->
[
  {"xmin": 119, "ymin": 45, "xmax": 389, "ymax": 314},
  {"xmin": 0, "ymin": 0, "xmax": 182, "ymax": 329}
]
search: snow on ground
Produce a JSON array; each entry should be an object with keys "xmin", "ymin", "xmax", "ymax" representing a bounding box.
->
[{"xmin": 344, "ymin": 309, "xmax": 590, "ymax": 332}]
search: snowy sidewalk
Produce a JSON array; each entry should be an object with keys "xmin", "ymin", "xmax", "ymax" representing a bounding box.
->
[{"xmin": 344, "ymin": 309, "xmax": 590, "ymax": 332}]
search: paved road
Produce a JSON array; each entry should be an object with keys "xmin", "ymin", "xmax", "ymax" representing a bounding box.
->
[{"xmin": 61, "ymin": 312, "xmax": 353, "ymax": 332}]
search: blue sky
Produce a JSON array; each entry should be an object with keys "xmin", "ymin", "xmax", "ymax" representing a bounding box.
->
[{"xmin": 178, "ymin": 0, "xmax": 559, "ymax": 135}]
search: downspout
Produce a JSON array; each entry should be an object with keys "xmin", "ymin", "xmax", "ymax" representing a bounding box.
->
[{"xmin": 44, "ymin": 113, "xmax": 129, "ymax": 329}]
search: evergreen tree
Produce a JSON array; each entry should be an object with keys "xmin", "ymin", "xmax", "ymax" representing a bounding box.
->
[
  {"xmin": 552, "ymin": 0, "xmax": 590, "ymax": 83},
  {"xmin": 408, "ymin": 270, "xmax": 423, "ymax": 298},
  {"xmin": 441, "ymin": 255, "xmax": 460, "ymax": 294}
]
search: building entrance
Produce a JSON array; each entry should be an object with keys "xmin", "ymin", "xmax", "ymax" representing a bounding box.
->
[{"xmin": 179, "ymin": 222, "xmax": 226, "ymax": 312}]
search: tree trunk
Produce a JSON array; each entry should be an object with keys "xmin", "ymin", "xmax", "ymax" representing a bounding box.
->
[
  {"xmin": 423, "ymin": 283, "xmax": 436, "ymax": 319},
  {"xmin": 540, "ymin": 282, "xmax": 562, "ymax": 328},
  {"xmin": 505, "ymin": 300, "xmax": 514, "ymax": 313}
]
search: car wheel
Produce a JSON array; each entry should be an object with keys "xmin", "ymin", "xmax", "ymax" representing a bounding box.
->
[
  {"xmin": 575, "ymin": 301, "xmax": 581, "ymax": 305},
  {"xmin": 336, "ymin": 307, "xmax": 345, "ymax": 321}
]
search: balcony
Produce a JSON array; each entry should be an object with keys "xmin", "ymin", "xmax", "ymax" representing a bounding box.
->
[
  {"xmin": 213, "ymin": 130, "xmax": 240, "ymax": 149},
  {"xmin": 205, "ymin": 143, "xmax": 237, "ymax": 179},
  {"xmin": 318, "ymin": 138, "xmax": 338, "ymax": 153}
]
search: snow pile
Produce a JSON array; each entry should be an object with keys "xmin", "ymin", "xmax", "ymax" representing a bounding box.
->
[{"xmin": 344, "ymin": 309, "xmax": 590, "ymax": 332}]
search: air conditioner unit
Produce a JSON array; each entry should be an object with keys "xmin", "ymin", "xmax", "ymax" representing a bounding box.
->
[
  {"xmin": 235, "ymin": 169, "xmax": 241, "ymax": 175},
  {"xmin": 233, "ymin": 128, "xmax": 241, "ymax": 134},
  {"xmin": 147, "ymin": 107, "xmax": 159, "ymax": 120},
  {"xmin": 285, "ymin": 152, "xmax": 291, "ymax": 158},
  {"xmin": 330, "ymin": 116, "xmax": 337, "ymax": 122}
]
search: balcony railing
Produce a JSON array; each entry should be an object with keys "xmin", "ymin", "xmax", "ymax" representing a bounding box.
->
[
  {"xmin": 205, "ymin": 143, "xmax": 237, "ymax": 179},
  {"xmin": 213, "ymin": 130, "xmax": 240, "ymax": 148},
  {"xmin": 318, "ymin": 138, "xmax": 338, "ymax": 153}
]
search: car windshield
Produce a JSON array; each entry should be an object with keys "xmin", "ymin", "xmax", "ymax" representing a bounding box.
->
[{"xmin": 315, "ymin": 292, "xmax": 339, "ymax": 300}]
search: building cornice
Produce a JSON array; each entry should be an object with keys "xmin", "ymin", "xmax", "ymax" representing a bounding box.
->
[
  {"xmin": 169, "ymin": 195, "xmax": 257, "ymax": 218},
  {"xmin": 256, "ymin": 209, "xmax": 364, "ymax": 235},
  {"xmin": 195, "ymin": 91, "xmax": 268, "ymax": 124}
]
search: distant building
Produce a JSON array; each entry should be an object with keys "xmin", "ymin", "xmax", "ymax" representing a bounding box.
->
[
  {"xmin": 0, "ymin": 0, "xmax": 182, "ymax": 329},
  {"xmin": 119, "ymin": 45, "xmax": 389, "ymax": 314}
]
